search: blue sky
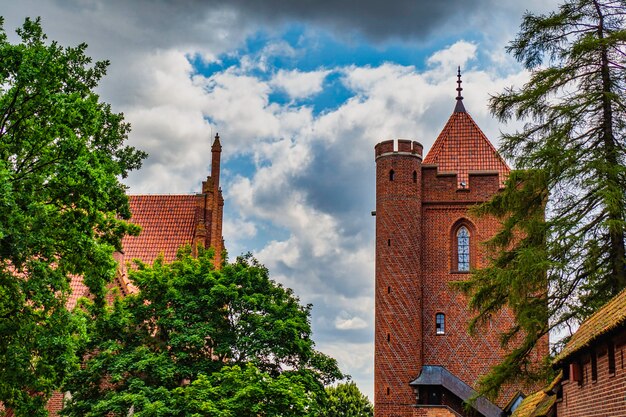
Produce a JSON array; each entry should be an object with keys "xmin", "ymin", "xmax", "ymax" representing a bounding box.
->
[{"xmin": 5, "ymin": 0, "xmax": 558, "ymax": 401}]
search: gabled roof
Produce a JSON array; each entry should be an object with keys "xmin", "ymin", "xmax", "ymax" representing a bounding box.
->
[
  {"xmin": 510, "ymin": 390, "xmax": 554, "ymax": 417},
  {"xmin": 423, "ymin": 104, "xmax": 510, "ymax": 188},
  {"xmin": 122, "ymin": 195, "xmax": 198, "ymax": 264},
  {"xmin": 510, "ymin": 373, "xmax": 561, "ymax": 417},
  {"xmin": 554, "ymin": 287, "xmax": 626, "ymax": 364}
]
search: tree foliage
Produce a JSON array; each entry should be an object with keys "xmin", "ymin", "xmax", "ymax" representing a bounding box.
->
[
  {"xmin": 456, "ymin": 0, "xmax": 626, "ymax": 398},
  {"xmin": 0, "ymin": 17, "xmax": 145, "ymax": 416},
  {"xmin": 323, "ymin": 382, "xmax": 373, "ymax": 417},
  {"xmin": 61, "ymin": 249, "xmax": 344, "ymax": 416}
]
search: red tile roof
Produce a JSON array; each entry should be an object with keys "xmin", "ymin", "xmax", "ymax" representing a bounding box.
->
[
  {"xmin": 123, "ymin": 195, "xmax": 198, "ymax": 264},
  {"xmin": 67, "ymin": 274, "xmax": 93, "ymax": 310},
  {"xmin": 66, "ymin": 195, "xmax": 198, "ymax": 308},
  {"xmin": 554, "ymin": 287, "xmax": 626, "ymax": 363},
  {"xmin": 423, "ymin": 108, "xmax": 510, "ymax": 188}
]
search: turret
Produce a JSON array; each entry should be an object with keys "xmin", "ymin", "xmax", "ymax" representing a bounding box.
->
[
  {"xmin": 374, "ymin": 138, "xmax": 423, "ymax": 416},
  {"xmin": 211, "ymin": 133, "xmax": 222, "ymax": 192},
  {"xmin": 194, "ymin": 133, "xmax": 225, "ymax": 267}
]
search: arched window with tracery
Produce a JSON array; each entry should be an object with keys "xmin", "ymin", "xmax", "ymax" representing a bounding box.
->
[{"xmin": 457, "ymin": 226, "xmax": 470, "ymax": 272}]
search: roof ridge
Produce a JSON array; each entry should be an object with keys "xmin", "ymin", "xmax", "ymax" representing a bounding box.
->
[{"xmin": 555, "ymin": 286, "xmax": 626, "ymax": 363}]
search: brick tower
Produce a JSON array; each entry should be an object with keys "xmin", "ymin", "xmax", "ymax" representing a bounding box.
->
[{"xmin": 374, "ymin": 70, "xmax": 545, "ymax": 417}]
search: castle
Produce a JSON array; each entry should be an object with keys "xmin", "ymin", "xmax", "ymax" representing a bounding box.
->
[{"xmin": 373, "ymin": 71, "xmax": 547, "ymax": 417}]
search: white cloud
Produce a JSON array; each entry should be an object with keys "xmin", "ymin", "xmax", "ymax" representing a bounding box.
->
[
  {"xmin": 335, "ymin": 315, "xmax": 368, "ymax": 330},
  {"xmin": 270, "ymin": 68, "xmax": 331, "ymax": 99},
  {"xmin": 427, "ymin": 40, "xmax": 478, "ymax": 73}
]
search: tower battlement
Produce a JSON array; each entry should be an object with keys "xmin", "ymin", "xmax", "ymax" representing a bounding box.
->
[
  {"xmin": 375, "ymin": 139, "xmax": 423, "ymax": 159},
  {"xmin": 422, "ymin": 165, "xmax": 502, "ymax": 202}
]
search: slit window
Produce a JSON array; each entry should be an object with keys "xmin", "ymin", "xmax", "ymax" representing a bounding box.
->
[
  {"xmin": 413, "ymin": 170, "xmax": 417, "ymax": 183},
  {"xmin": 609, "ymin": 341, "xmax": 616, "ymax": 375},
  {"xmin": 591, "ymin": 351, "xmax": 597, "ymax": 381},
  {"xmin": 389, "ymin": 170, "xmax": 395, "ymax": 181},
  {"xmin": 436, "ymin": 313, "xmax": 445, "ymax": 335},
  {"xmin": 457, "ymin": 226, "xmax": 470, "ymax": 271}
]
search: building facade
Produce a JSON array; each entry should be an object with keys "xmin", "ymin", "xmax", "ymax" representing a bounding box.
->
[{"xmin": 374, "ymin": 74, "xmax": 545, "ymax": 417}]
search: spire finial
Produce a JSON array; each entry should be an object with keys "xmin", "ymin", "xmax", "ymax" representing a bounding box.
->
[
  {"xmin": 454, "ymin": 66, "xmax": 466, "ymax": 113},
  {"xmin": 456, "ymin": 66, "xmax": 463, "ymax": 100},
  {"xmin": 212, "ymin": 132, "xmax": 222, "ymax": 151}
]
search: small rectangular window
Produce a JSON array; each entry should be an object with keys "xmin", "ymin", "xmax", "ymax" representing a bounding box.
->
[{"xmin": 435, "ymin": 313, "xmax": 445, "ymax": 335}]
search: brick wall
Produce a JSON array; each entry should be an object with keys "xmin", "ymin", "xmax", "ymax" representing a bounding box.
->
[
  {"xmin": 375, "ymin": 140, "xmax": 424, "ymax": 417},
  {"xmin": 557, "ymin": 332, "xmax": 626, "ymax": 417}
]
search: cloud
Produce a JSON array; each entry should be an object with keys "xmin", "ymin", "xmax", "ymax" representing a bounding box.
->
[
  {"xmin": 335, "ymin": 315, "xmax": 368, "ymax": 330},
  {"xmin": 427, "ymin": 41, "xmax": 477, "ymax": 72},
  {"xmin": 270, "ymin": 69, "xmax": 331, "ymax": 100}
]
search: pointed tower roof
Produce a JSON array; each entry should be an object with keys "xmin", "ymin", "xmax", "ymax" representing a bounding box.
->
[{"xmin": 423, "ymin": 68, "xmax": 510, "ymax": 188}]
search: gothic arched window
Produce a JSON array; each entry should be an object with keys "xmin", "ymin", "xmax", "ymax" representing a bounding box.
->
[{"xmin": 457, "ymin": 226, "xmax": 470, "ymax": 272}]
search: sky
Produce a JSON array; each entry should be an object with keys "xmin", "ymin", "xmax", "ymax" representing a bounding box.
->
[{"xmin": 4, "ymin": 0, "xmax": 559, "ymax": 401}]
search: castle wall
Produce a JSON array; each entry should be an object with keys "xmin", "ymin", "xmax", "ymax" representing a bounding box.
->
[{"xmin": 557, "ymin": 332, "xmax": 626, "ymax": 417}]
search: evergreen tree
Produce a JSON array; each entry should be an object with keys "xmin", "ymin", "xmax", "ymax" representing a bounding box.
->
[
  {"xmin": 61, "ymin": 249, "xmax": 344, "ymax": 417},
  {"xmin": 0, "ymin": 17, "xmax": 145, "ymax": 416},
  {"xmin": 457, "ymin": 0, "xmax": 626, "ymax": 398}
]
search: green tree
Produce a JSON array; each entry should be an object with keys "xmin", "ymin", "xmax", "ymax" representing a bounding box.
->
[
  {"xmin": 323, "ymin": 382, "xmax": 373, "ymax": 417},
  {"xmin": 61, "ymin": 249, "xmax": 344, "ymax": 417},
  {"xmin": 0, "ymin": 17, "xmax": 145, "ymax": 416},
  {"xmin": 456, "ymin": 0, "xmax": 626, "ymax": 398}
]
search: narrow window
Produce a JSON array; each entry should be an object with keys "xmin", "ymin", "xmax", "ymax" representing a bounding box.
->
[
  {"xmin": 387, "ymin": 387, "xmax": 390, "ymax": 395},
  {"xmin": 387, "ymin": 286, "xmax": 391, "ymax": 294},
  {"xmin": 591, "ymin": 351, "xmax": 597, "ymax": 381},
  {"xmin": 387, "ymin": 333, "xmax": 390, "ymax": 342},
  {"xmin": 413, "ymin": 170, "xmax": 417, "ymax": 183},
  {"xmin": 389, "ymin": 170, "xmax": 395, "ymax": 181},
  {"xmin": 388, "ymin": 239, "xmax": 391, "ymax": 246},
  {"xmin": 570, "ymin": 362, "xmax": 582, "ymax": 385},
  {"xmin": 608, "ymin": 341, "xmax": 616, "ymax": 375},
  {"xmin": 457, "ymin": 226, "xmax": 470, "ymax": 271},
  {"xmin": 435, "ymin": 313, "xmax": 445, "ymax": 335}
]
